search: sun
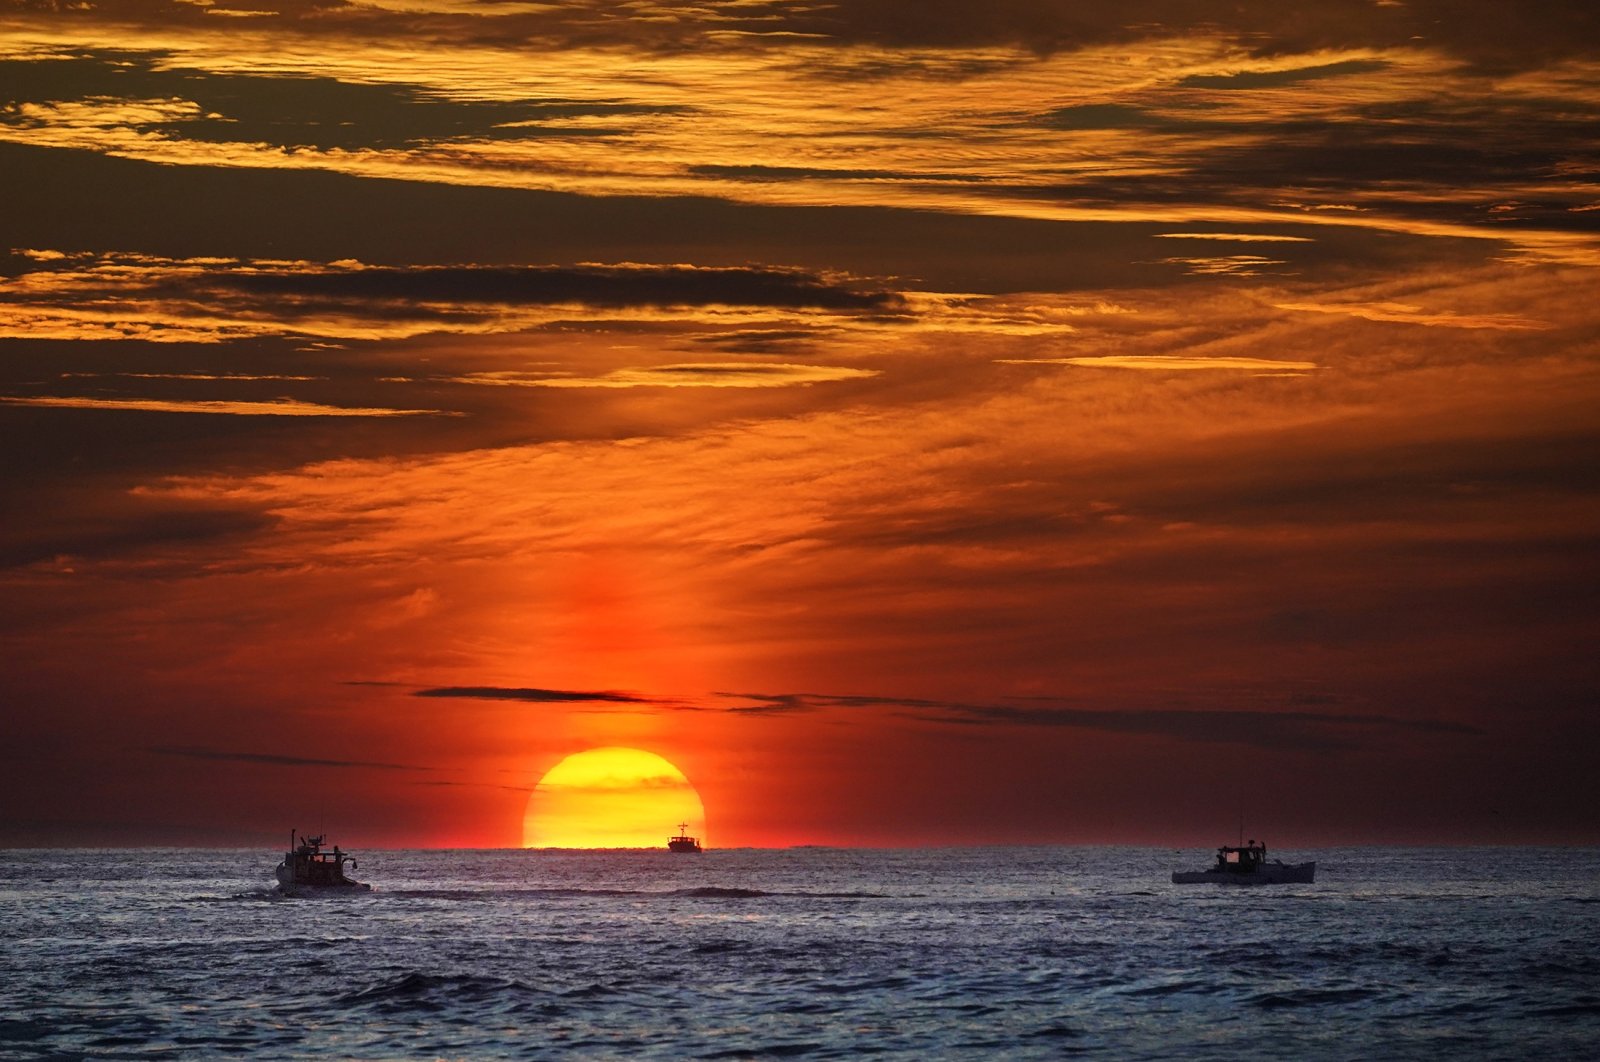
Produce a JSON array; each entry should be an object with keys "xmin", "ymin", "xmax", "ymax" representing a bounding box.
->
[{"xmin": 523, "ymin": 747, "xmax": 707, "ymax": 848}]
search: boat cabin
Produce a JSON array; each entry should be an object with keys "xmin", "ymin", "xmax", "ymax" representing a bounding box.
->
[
  {"xmin": 282, "ymin": 832, "xmax": 359, "ymax": 886},
  {"xmin": 1214, "ymin": 841, "xmax": 1268, "ymax": 873}
]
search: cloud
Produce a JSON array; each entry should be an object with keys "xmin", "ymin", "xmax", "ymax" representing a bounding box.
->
[
  {"xmin": 1037, "ymin": 103, "xmax": 1166, "ymax": 131},
  {"xmin": 0, "ymin": 140, "xmax": 1511, "ymax": 311},
  {"xmin": 535, "ymin": 774, "xmax": 697, "ymax": 793},
  {"xmin": 712, "ymin": 692, "xmax": 817, "ymax": 716},
  {"xmin": 412, "ymin": 686, "xmax": 652, "ymax": 704},
  {"xmin": 1, "ymin": 50, "xmax": 687, "ymax": 152},
  {"xmin": 687, "ymin": 164, "xmax": 986, "ymax": 184},
  {"xmin": 0, "ymin": 253, "xmax": 909, "ymax": 344},
  {"xmin": 1005, "ymin": 356, "xmax": 1319, "ymax": 372},
  {"xmin": 5, "ymin": 15, "xmax": 1597, "ymax": 266},
  {"xmin": 3, "ymin": 253, "xmax": 906, "ymax": 312},
  {"xmin": 1177, "ymin": 59, "xmax": 1390, "ymax": 90},
  {"xmin": 468, "ymin": 363, "xmax": 879, "ymax": 389},
  {"xmin": 1273, "ymin": 300, "xmax": 1551, "ymax": 329},
  {"xmin": 7, "ymin": 1, "xmax": 1596, "ymax": 74},
  {"xmin": 690, "ymin": 328, "xmax": 833, "ymax": 353},
  {"xmin": 150, "ymin": 745, "xmax": 431, "ymax": 770},
  {"xmin": 1159, "ymin": 255, "xmax": 1293, "ymax": 277},
  {"xmin": 1156, "ymin": 233, "xmax": 1316, "ymax": 243},
  {"xmin": 710, "ymin": 692, "xmax": 1479, "ymax": 752},
  {"xmin": 201, "ymin": 262, "xmax": 905, "ymax": 312},
  {"xmin": 0, "ymin": 502, "xmax": 272, "ymax": 570},
  {"xmin": 0, "ymin": 396, "xmax": 455, "ymax": 416},
  {"xmin": 60, "ymin": 371, "xmax": 325, "ymax": 382}
]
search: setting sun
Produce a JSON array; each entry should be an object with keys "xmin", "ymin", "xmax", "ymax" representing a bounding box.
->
[{"xmin": 523, "ymin": 747, "xmax": 706, "ymax": 849}]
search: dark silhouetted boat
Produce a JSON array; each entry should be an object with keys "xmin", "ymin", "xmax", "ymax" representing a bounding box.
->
[
  {"xmin": 275, "ymin": 831, "xmax": 371, "ymax": 895},
  {"xmin": 667, "ymin": 823, "xmax": 702, "ymax": 853},
  {"xmin": 1171, "ymin": 840, "xmax": 1315, "ymax": 885}
]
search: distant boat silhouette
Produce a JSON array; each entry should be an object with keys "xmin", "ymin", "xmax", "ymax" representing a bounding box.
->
[
  {"xmin": 667, "ymin": 822, "xmax": 702, "ymax": 853},
  {"xmin": 1171, "ymin": 840, "xmax": 1314, "ymax": 885}
]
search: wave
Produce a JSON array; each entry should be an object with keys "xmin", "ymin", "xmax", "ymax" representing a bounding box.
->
[
  {"xmin": 386, "ymin": 887, "xmax": 636, "ymax": 900},
  {"xmin": 338, "ymin": 971, "xmax": 546, "ymax": 1011},
  {"xmin": 670, "ymin": 886, "xmax": 888, "ymax": 899},
  {"xmin": 690, "ymin": 940, "xmax": 748, "ymax": 955},
  {"xmin": 1250, "ymin": 986, "xmax": 1384, "ymax": 1009},
  {"xmin": 382, "ymin": 885, "xmax": 889, "ymax": 901},
  {"xmin": 1532, "ymin": 1000, "xmax": 1600, "ymax": 1017},
  {"xmin": 1119, "ymin": 980, "xmax": 1224, "ymax": 998},
  {"xmin": 701, "ymin": 1043, "xmax": 827, "ymax": 1059},
  {"xmin": 1025, "ymin": 1024, "xmax": 1085, "ymax": 1040}
]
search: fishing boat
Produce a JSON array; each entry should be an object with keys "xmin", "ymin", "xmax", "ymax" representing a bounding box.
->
[
  {"xmin": 667, "ymin": 823, "xmax": 702, "ymax": 853},
  {"xmin": 275, "ymin": 831, "xmax": 371, "ymax": 894},
  {"xmin": 1171, "ymin": 840, "xmax": 1315, "ymax": 885}
]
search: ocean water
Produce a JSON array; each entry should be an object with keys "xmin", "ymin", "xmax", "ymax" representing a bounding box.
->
[{"xmin": 2, "ymin": 846, "xmax": 1597, "ymax": 1060}]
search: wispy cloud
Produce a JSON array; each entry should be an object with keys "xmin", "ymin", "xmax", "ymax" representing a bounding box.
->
[
  {"xmin": 150, "ymin": 745, "xmax": 431, "ymax": 770},
  {"xmin": 1160, "ymin": 255, "xmax": 1292, "ymax": 277},
  {"xmin": 1274, "ymin": 300, "xmax": 1551, "ymax": 330},
  {"xmin": 60, "ymin": 372, "xmax": 325, "ymax": 382},
  {"xmin": 710, "ymin": 692, "xmax": 1479, "ymax": 752},
  {"xmin": 0, "ymin": 253, "xmax": 908, "ymax": 344},
  {"xmin": 1156, "ymin": 233, "xmax": 1315, "ymax": 243},
  {"xmin": 411, "ymin": 780, "xmax": 534, "ymax": 792},
  {"xmin": 412, "ymin": 686, "xmax": 652, "ymax": 704},
  {"xmin": 535, "ymin": 774, "xmax": 697, "ymax": 794},
  {"xmin": 200, "ymin": 262, "xmax": 904, "ymax": 311},
  {"xmin": 3, "ymin": 17, "xmax": 1596, "ymax": 263},
  {"xmin": 1177, "ymin": 58, "xmax": 1391, "ymax": 90},
  {"xmin": 476, "ymin": 363, "xmax": 879, "ymax": 389},
  {"xmin": 0, "ymin": 396, "xmax": 454, "ymax": 416},
  {"xmin": 1004, "ymin": 356, "xmax": 1318, "ymax": 372}
]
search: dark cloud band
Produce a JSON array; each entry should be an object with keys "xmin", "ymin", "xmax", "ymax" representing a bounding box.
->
[
  {"xmin": 4, "ymin": 254, "xmax": 905, "ymax": 314},
  {"xmin": 203, "ymin": 263, "xmax": 904, "ymax": 311},
  {"xmin": 21, "ymin": 1, "xmax": 1599, "ymax": 70},
  {"xmin": 413, "ymin": 686, "xmax": 651, "ymax": 704},
  {"xmin": 713, "ymin": 692, "xmax": 1480, "ymax": 752}
]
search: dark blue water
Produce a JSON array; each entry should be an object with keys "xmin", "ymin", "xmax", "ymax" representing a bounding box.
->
[{"xmin": 2, "ymin": 847, "xmax": 1597, "ymax": 1059}]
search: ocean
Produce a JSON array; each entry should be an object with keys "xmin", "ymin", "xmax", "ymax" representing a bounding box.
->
[{"xmin": 2, "ymin": 846, "xmax": 1597, "ymax": 1059}]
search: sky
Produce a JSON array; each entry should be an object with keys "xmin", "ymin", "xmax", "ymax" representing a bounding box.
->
[{"xmin": 1, "ymin": 0, "xmax": 1597, "ymax": 849}]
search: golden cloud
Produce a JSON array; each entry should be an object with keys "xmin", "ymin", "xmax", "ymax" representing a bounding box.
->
[{"xmin": 0, "ymin": 395, "xmax": 455, "ymax": 416}]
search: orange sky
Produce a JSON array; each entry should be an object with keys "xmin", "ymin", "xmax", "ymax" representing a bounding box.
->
[{"xmin": 2, "ymin": 1, "xmax": 1597, "ymax": 848}]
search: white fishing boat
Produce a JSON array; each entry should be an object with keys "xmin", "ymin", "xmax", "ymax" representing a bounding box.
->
[
  {"xmin": 275, "ymin": 831, "xmax": 371, "ymax": 895},
  {"xmin": 1171, "ymin": 841, "xmax": 1315, "ymax": 885}
]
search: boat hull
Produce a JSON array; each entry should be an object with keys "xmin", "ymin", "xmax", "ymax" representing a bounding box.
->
[
  {"xmin": 275, "ymin": 882, "xmax": 372, "ymax": 897},
  {"xmin": 1172, "ymin": 861, "xmax": 1315, "ymax": 885},
  {"xmin": 275, "ymin": 861, "xmax": 371, "ymax": 894}
]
